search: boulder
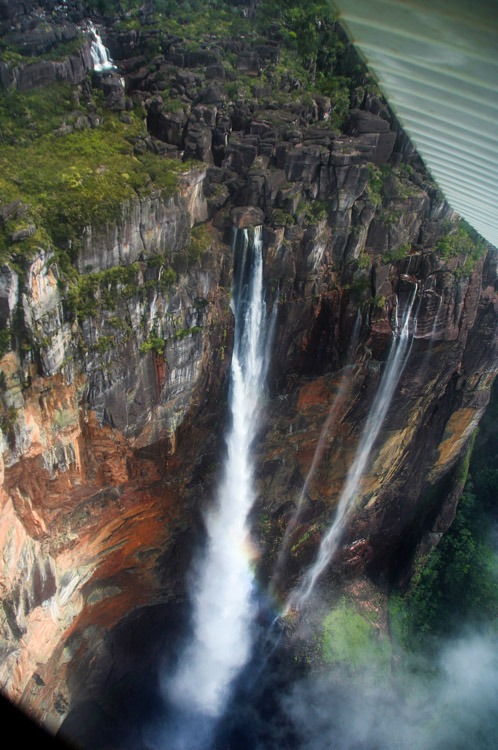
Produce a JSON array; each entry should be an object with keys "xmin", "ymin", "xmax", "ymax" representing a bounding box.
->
[
  {"xmin": 184, "ymin": 124, "xmax": 213, "ymax": 164},
  {"xmin": 284, "ymin": 144, "xmax": 328, "ymax": 184},
  {"xmin": 236, "ymin": 50, "xmax": 261, "ymax": 76},
  {"xmin": 231, "ymin": 206, "xmax": 265, "ymax": 228},
  {"xmin": 206, "ymin": 63, "xmax": 226, "ymax": 80},
  {"xmin": 346, "ymin": 109, "xmax": 390, "ymax": 134},
  {"xmin": 185, "ymin": 49, "xmax": 220, "ymax": 67},
  {"xmin": 331, "ymin": 164, "xmax": 370, "ymax": 210},
  {"xmin": 201, "ymin": 84, "xmax": 224, "ymax": 105},
  {"xmin": 10, "ymin": 225, "xmax": 35, "ymax": 242},
  {"xmin": 223, "ymin": 138, "xmax": 258, "ymax": 173}
]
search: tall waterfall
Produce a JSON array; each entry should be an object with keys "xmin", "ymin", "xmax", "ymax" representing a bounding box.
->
[
  {"xmin": 164, "ymin": 227, "xmax": 271, "ymax": 742},
  {"xmin": 287, "ymin": 285, "xmax": 418, "ymax": 611}
]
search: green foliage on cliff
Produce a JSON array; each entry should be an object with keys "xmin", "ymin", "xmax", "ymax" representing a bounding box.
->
[
  {"xmin": 188, "ymin": 223, "xmax": 211, "ymax": 264},
  {"xmin": 139, "ymin": 334, "xmax": 166, "ymax": 356},
  {"xmin": 389, "ymin": 400, "xmax": 498, "ymax": 651},
  {"xmin": 0, "ymin": 328, "xmax": 11, "ymax": 358},
  {"xmin": 66, "ymin": 263, "xmax": 141, "ymax": 318},
  {"xmin": 436, "ymin": 220, "xmax": 487, "ymax": 277},
  {"xmin": 0, "ymin": 84, "xmax": 76, "ymax": 143},
  {"xmin": 0, "ymin": 100, "xmax": 187, "ymax": 262}
]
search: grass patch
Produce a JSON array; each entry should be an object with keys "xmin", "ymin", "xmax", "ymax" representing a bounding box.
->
[
  {"xmin": 0, "ymin": 100, "xmax": 187, "ymax": 259},
  {"xmin": 321, "ymin": 598, "xmax": 391, "ymax": 677},
  {"xmin": 0, "ymin": 84, "xmax": 76, "ymax": 144}
]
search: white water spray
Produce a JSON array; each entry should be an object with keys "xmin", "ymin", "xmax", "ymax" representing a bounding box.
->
[
  {"xmin": 287, "ymin": 285, "xmax": 418, "ymax": 611},
  {"xmin": 166, "ymin": 227, "xmax": 271, "ymax": 724},
  {"xmin": 88, "ymin": 23, "xmax": 116, "ymax": 72}
]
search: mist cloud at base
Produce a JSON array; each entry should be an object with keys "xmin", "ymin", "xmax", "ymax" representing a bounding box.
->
[{"xmin": 281, "ymin": 632, "xmax": 498, "ymax": 750}]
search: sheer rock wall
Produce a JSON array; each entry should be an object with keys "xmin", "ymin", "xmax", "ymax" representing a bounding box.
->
[{"xmin": 0, "ymin": 0, "xmax": 497, "ymax": 735}]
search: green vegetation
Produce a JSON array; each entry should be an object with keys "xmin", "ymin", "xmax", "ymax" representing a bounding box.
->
[
  {"xmin": 382, "ymin": 242, "xmax": 411, "ymax": 264},
  {"xmin": 0, "ymin": 328, "xmax": 11, "ymax": 358},
  {"xmin": 174, "ymin": 325, "xmax": 203, "ymax": 340},
  {"xmin": 321, "ymin": 599, "xmax": 391, "ymax": 677},
  {"xmin": 436, "ymin": 220, "xmax": 487, "ymax": 277},
  {"xmin": 66, "ymin": 264, "xmax": 140, "ymax": 319},
  {"xmin": 356, "ymin": 250, "xmax": 371, "ymax": 270},
  {"xmin": 371, "ymin": 294, "xmax": 387, "ymax": 310},
  {"xmin": 139, "ymin": 334, "xmax": 166, "ymax": 356},
  {"xmin": 272, "ymin": 208, "xmax": 295, "ymax": 228},
  {"xmin": 366, "ymin": 164, "xmax": 384, "ymax": 207},
  {"xmin": 0, "ymin": 33, "xmax": 85, "ymax": 65},
  {"xmin": 0, "ymin": 84, "xmax": 76, "ymax": 144},
  {"xmin": 188, "ymin": 223, "xmax": 212, "ymax": 264},
  {"xmin": 0, "ymin": 82, "xmax": 189, "ymax": 263},
  {"xmin": 389, "ymin": 401, "xmax": 498, "ymax": 652},
  {"xmin": 300, "ymin": 200, "xmax": 328, "ymax": 225},
  {"xmin": 258, "ymin": 0, "xmax": 364, "ymax": 125}
]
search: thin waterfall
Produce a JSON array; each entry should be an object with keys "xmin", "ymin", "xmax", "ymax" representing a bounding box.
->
[
  {"xmin": 270, "ymin": 369, "xmax": 354, "ymax": 593},
  {"xmin": 88, "ymin": 23, "xmax": 116, "ymax": 72},
  {"xmin": 271, "ymin": 313, "xmax": 362, "ymax": 591},
  {"xmin": 286, "ymin": 285, "xmax": 418, "ymax": 612},
  {"xmin": 163, "ymin": 227, "xmax": 271, "ymax": 743}
]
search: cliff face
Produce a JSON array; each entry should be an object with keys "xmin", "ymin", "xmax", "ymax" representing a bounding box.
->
[{"xmin": 0, "ymin": 0, "xmax": 497, "ymax": 739}]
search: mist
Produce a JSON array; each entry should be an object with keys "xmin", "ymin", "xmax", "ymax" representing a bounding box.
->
[{"xmin": 281, "ymin": 632, "xmax": 498, "ymax": 750}]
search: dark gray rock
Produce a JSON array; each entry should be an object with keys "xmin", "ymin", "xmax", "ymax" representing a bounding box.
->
[
  {"xmin": 147, "ymin": 102, "xmax": 188, "ymax": 147},
  {"xmin": 284, "ymin": 145, "xmax": 328, "ymax": 184},
  {"xmin": 0, "ymin": 200, "xmax": 25, "ymax": 224},
  {"xmin": 201, "ymin": 84, "xmax": 224, "ymax": 105},
  {"xmin": 185, "ymin": 49, "xmax": 220, "ymax": 67},
  {"xmin": 231, "ymin": 206, "xmax": 265, "ymax": 228},
  {"xmin": 2, "ymin": 43, "xmax": 93, "ymax": 92},
  {"xmin": 236, "ymin": 50, "xmax": 261, "ymax": 76},
  {"xmin": 184, "ymin": 124, "xmax": 213, "ymax": 164},
  {"xmin": 346, "ymin": 109, "xmax": 391, "ymax": 134},
  {"xmin": 223, "ymin": 138, "xmax": 258, "ymax": 173},
  {"xmin": 11, "ymin": 225, "xmax": 35, "ymax": 242},
  {"xmin": 206, "ymin": 63, "xmax": 225, "ymax": 80},
  {"xmin": 331, "ymin": 164, "xmax": 370, "ymax": 210}
]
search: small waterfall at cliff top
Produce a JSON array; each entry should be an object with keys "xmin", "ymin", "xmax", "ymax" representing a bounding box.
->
[
  {"xmin": 88, "ymin": 24, "xmax": 116, "ymax": 72},
  {"xmin": 163, "ymin": 226, "xmax": 271, "ymax": 746},
  {"xmin": 287, "ymin": 285, "xmax": 418, "ymax": 612}
]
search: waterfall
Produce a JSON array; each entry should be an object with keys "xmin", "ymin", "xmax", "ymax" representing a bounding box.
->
[
  {"xmin": 287, "ymin": 285, "xmax": 418, "ymax": 611},
  {"xmin": 163, "ymin": 227, "xmax": 271, "ymax": 744},
  {"xmin": 88, "ymin": 23, "xmax": 116, "ymax": 72},
  {"xmin": 270, "ymin": 369, "xmax": 354, "ymax": 593},
  {"xmin": 271, "ymin": 312, "xmax": 362, "ymax": 592}
]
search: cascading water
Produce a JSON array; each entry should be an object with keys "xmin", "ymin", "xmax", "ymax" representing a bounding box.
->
[
  {"xmin": 88, "ymin": 23, "xmax": 116, "ymax": 72},
  {"xmin": 161, "ymin": 227, "xmax": 271, "ymax": 747},
  {"xmin": 271, "ymin": 313, "xmax": 362, "ymax": 592},
  {"xmin": 287, "ymin": 285, "xmax": 418, "ymax": 611}
]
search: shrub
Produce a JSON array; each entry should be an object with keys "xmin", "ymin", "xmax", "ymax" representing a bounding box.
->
[{"xmin": 139, "ymin": 334, "xmax": 166, "ymax": 356}]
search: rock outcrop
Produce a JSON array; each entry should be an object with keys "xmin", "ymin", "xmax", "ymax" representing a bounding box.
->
[{"xmin": 0, "ymin": 0, "xmax": 496, "ymax": 743}]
